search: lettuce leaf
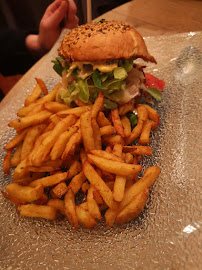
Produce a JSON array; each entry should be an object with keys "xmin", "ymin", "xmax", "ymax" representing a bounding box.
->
[
  {"xmin": 104, "ymin": 98, "xmax": 118, "ymax": 110},
  {"xmin": 113, "ymin": 67, "xmax": 127, "ymax": 80},
  {"xmin": 51, "ymin": 57, "xmax": 64, "ymax": 76},
  {"xmin": 145, "ymin": 87, "xmax": 162, "ymax": 100},
  {"xmin": 77, "ymin": 78, "xmax": 89, "ymax": 103},
  {"xmin": 127, "ymin": 112, "xmax": 138, "ymax": 129}
]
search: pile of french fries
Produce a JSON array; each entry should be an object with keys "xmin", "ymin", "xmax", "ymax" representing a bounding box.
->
[{"xmin": 2, "ymin": 78, "xmax": 161, "ymax": 229}]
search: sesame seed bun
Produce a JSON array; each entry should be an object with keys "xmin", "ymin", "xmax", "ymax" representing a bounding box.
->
[{"xmin": 58, "ymin": 20, "xmax": 156, "ymax": 63}]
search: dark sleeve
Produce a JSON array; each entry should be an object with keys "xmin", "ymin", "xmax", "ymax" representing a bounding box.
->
[{"xmin": 0, "ymin": 28, "xmax": 38, "ymax": 76}]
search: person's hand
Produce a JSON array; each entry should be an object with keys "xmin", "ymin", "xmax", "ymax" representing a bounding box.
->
[
  {"xmin": 39, "ymin": 0, "xmax": 78, "ymax": 51},
  {"xmin": 25, "ymin": 0, "xmax": 78, "ymax": 56}
]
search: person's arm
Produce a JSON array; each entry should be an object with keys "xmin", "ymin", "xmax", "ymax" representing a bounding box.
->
[{"xmin": 25, "ymin": 0, "xmax": 78, "ymax": 57}]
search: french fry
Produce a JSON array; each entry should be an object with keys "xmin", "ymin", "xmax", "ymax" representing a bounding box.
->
[
  {"xmin": 57, "ymin": 105, "xmax": 92, "ymax": 117},
  {"xmin": 18, "ymin": 204, "xmax": 57, "ymax": 220},
  {"xmin": 80, "ymin": 148, "xmax": 87, "ymax": 164},
  {"xmin": 105, "ymin": 207, "xmax": 119, "ymax": 227},
  {"xmin": 138, "ymin": 104, "xmax": 159, "ymax": 125},
  {"xmin": 17, "ymin": 84, "xmax": 59, "ymax": 117},
  {"xmin": 35, "ymin": 193, "xmax": 49, "ymax": 205},
  {"xmin": 87, "ymin": 185, "xmax": 101, "ymax": 220},
  {"xmin": 13, "ymin": 172, "xmax": 45, "ymax": 185},
  {"xmin": 5, "ymin": 183, "xmax": 44, "ymax": 202},
  {"xmin": 123, "ymin": 145, "xmax": 152, "ymax": 155},
  {"xmin": 91, "ymin": 117, "xmax": 102, "ymax": 150},
  {"xmin": 121, "ymin": 115, "xmax": 131, "ymax": 137},
  {"xmin": 139, "ymin": 120, "xmax": 153, "ymax": 145},
  {"xmin": 26, "ymin": 104, "xmax": 44, "ymax": 116},
  {"xmin": 17, "ymin": 103, "xmax": 37, "ymax": 117},
  {"xmin": 97, "ymin": 111, "xmax": 111, "ymax": 127},
  {"xmin": 64, "ymin": 189, "xmax": 78, "ymax": 229},
  {"xmin": 50, "ymin": 182, "xmax": 68, "ymax": 198},
  {"xmin": 125, "ymin": 119, "xmax": 144, "ymax": 145},
  {"xmin": 32, "ymin": 114, "xmax": 77, "ymax": 165},
  {"xmin": 83, "ymin": 161, "xmax": 118, "ymax": 209},
  {"xmin": 102, "ymin": 135, "xmax": 124, "ymax": 146},
  {"xmin": 13, "ymin": 157, "xmax": 30, "ymax": 180},
  {"xmin": 62, "ymin": 131, "xmax": 82, "ymax": 160},
  {"xmin": 80, "ymin": 111, "xmax": 95, "ymax": 151},
  {"xmin": 106, "ymin": 181, "xmax": 114, "ymax": 191},
  {"xmin": 4, "ymin": 129, "xmax": 28, "ymax": 151},
  {"xmin": 67, "ymin": 160, "xmax": 82, "ymax": 179},
  {"xmin": 3, "ymin": 151, "xmax": 12, "ymax": 175},
  {"xmin": 112, "ymin": 144, "xmax": 126, "ymax": 202},
  {"xmin": 113, "ymin": 175, "xmax": 126, "ymax": 202},
  {"xmin": 87, "ymin": 154, "xmax": 142, "ymax": 176},
  {"xmin": 67, "ymin": 171, "xmax": 86, "ymax": 194},
  {"xmin": 116, "ymin": 188, "xmax": 149, "ymax": 224},
  {"xmin": 21, "ymin": 124, "xmax": 46, "ymax": 160},
  {"xmin": 38, "ymin": 158, "xmax": 63, "ymax": 168},
  {"xmin": 89, "ymin": 149, "xmax": 123, "ymax": 163},
  {"xmin": 35, "ymin": 78, "xmax": 48, "ymax": 95},
  {"xmin": 29, "ymin": 172, "xmax": 68, "ymax": 188},
  {"xmin": 1, "ymin": 190, "xmax": 25, "ymax": 205},
  {"xmin": 49, "ymin": 114, "xmax": 61, "ymax": 125},
  {"xmin": 28, "ymin": 166, "xmax": 60, "ymax": 173},
  {"xmin": 119, "ymin": 166, "xmax": 160, "ymax": 210},
  {"xmin": 124, "ymin": 153, "xmax": 134, "ymax": 164},
  {"xmin": 118, "ymin": 101, "xmax": 134, "ymax": 115},
  {"xmin": 74, "ymin": 99, "xmax": 87, "ymax": 107},
  {"xmin": 47, "ymin": 199, "xmax": 65, "ymax": 215},
  {"xmin": 28, "ymin": 131, "xmax": 51, "ymax": 162},
  {"xmin": 10, "ymin": 143, "xmax": 23, "ymax": 167},
  {"xmin": 101, "ymin": 170, "xmax": 115, "ymax": 182},
  {"xmin": 111, "ymin": 108, "xmax": 125, "ymax": 137},
  {"xmin": 44, "ymin": 122, "xmax": 55, "ymax": 132},
  {"xmin": 112, "ymin": 144, "xmax": 123, "ymax": 158},
  {"xmin": 91, "ymin": 92, "xmax": 104, "ymax": 118},
  {"xmin": 50, "ymin": 126, "xmax": 78, "ymax": 160},
  {"xmin": 137, "ymin": 105, "xmax": 148, "ymax": 122},
  {"xmin": 24, "ymin": 80, "xmax": 42, "ymax": 106},
  {"xmin": 100, "ymin": 125, "xmax": 116, "ymax": 136},
  {"xmin": 93, "ymin": 189, "xmax": 104, "ymax": 205},
  {"xmin": 81, "ymin": 181, "xmax": 90, "ymax": 194},
  {"xmin": 79, "ymin": 202, "xmax": 88, "ymax": 210},
  {"xmin": 8, "ymin": 110, "xmax": 52, "ymax": 130},
  {"xmin": 73, "ymin": 118, "xmax": 81, "ymax": 128},
  {"xmin": 76, "ymin": 205, "xmax": 97, "ymax": 229},
  {"xmin": 36, "ymin": 83, "xmax": 60, "ymax": 104},
  {"xmin": 44, "ymin": 101, "xmax": 70, "ymax": 113}
]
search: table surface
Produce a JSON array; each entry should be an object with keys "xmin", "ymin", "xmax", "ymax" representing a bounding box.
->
[{"xmin": 1, "ymin": 0, "xmax": 202, "ymax": 110}]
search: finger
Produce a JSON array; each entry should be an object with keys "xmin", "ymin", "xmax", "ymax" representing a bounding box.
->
[
  {"xmin": 68, "ymin": 0, "xmax": 78, "ymax": 20},
  {"xmin": 48, "ymin": 1, "xmax": 69, "ymax": 27},
  {"xmin": 64, "ymin": 15, "xmax": 79, "ymax": 29},
  {"xmin": 44, "ymin": 0, "xmax": 63, "ymax": 18}
]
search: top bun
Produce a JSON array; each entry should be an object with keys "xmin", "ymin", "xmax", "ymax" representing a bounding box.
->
[{"xmin": 58, "ymin": 20, "xmax": 156, "ymax": 63}]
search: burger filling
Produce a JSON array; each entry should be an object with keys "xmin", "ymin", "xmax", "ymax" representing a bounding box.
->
[{"xmin": 52, "ymin": 56, "xmax": 160, "ymax": 108}]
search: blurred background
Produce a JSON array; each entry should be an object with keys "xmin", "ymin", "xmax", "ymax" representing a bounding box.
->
[
  {"xmin": 0, "ymin": 0, "xmax": 130, "ymax": 100},
  {"xmin": 0, "ymin": 0, "xmax": 130, "ymax": 29}
]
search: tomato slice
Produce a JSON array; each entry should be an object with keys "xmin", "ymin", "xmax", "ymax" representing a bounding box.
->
[{"xmin": 145, "ymin": 73, "xmax": 165, "ymax": 92}]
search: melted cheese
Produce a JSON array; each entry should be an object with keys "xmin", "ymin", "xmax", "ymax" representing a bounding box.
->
[
  {"xmin": 66, "ymin": 61, "xmax": 118, "ymax": 77},
  {"xmin": 93, "ymin": 63, "xmax": 118, "ymax": 72}
]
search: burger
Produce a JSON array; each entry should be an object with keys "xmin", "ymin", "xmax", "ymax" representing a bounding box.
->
[{"xmin": 52, "ymin": 20, "xmax": 159, "ymax": 109}]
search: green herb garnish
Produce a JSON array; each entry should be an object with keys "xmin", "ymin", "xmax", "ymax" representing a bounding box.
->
[
  {"xmin": 51, "ymin": 57, "xmax": 64, "ymax": 76},
  {"xmin": 127, "ymin": 112, "xmax": 138, "ymax": 129}
]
